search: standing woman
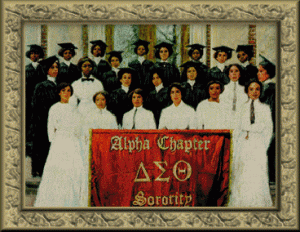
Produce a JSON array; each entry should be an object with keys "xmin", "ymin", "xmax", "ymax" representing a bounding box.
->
[
  {"xmin": 180, "ymin": 61, "xmax": 207, "ymax": 110},
  {"xmin": 69, "ymin": 57, "xmax": 104, "ymax": 116},
  {"xmin": 195, "ymin": 80, "xmax": 230, "ymax": 129},
  {"xmin": 102, "ymin": 51, "xmax": 123, "ymax": 93},
  {"xmin": 228, "ymin": 79, "xmax": 273, "ymax": 207},
  {"xmin": 150, "ymin": 42, "xmax": 181, "ymax": 87},
  {"xmin": 207, "ymin": 46, "xmax": 234, "ymax": 85},
  {"xmin": 56, "ymin": 43, "xmax": 81, "ymax": 85},
  {"xmin": 236, "ymin": 45, "xmax": 258, "ymax": 85},
  {"xmin": 257, "ymin": 54, "xmax": 276, "ymax": 184},
  {"xmin": 219, "ymin": 64, "xmax": 249, "ymax": 128},
  {"xmin": 35, "ymin": 82, "xmax": 85, "ymax": 207},
  {"xmin": 159, "ymin": 82, "xmax": 196, "ymax": 130},
  {"xmin": 128, "ymin": 39, "xmax": 154, "ymax": 92},
  {"xmin": 123, "ymin": 88, "xmax": 156, "ymax": 129},
  {"xmin": 29, "ymin": 56, "xmax": 60, "ymax": 177},
  {"xmin": 90, "ymin": 40, "xmax": 111, "ymax": 82}
]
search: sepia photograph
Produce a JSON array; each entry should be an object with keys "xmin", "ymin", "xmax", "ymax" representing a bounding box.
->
[{"xmin": 1, "ymin": 0, "xmax": 299, "ymax": 229}]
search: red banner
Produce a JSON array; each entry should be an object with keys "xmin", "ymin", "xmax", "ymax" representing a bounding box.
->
[{"xmin": 89, "ymin": 130, "xmax": 231, "ymax": 207}]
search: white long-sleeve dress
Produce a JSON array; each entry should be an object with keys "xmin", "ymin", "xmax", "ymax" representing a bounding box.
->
[
  {"xmin": 34, "ymin": 102, "xmax": 86, "ymax": 207},
  {"xmin": 228, "ymin": 99, "xmax": 273, "ymax": 207}
]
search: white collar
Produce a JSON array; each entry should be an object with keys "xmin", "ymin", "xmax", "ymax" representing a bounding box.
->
[
  {"xmin": 160, "ymin": 59, "xmax": 169, "ymax": 63},
  {"xmin": 133, "ymin": 106, "xmax": 143, "ymax": 111},
  {"xmin": 98, "ymin": 107, "xmax": 107, "ymax": 114},
  {"xmin": 187, "ymin": 79, "xmax": 196, "ymax": 87},
  {"xmin": 216, "ymin": 62, "xmax": 226, "ymax": 72},
  {"xmin": 121, "ymin": 85, "xmax": 129, "ymax": 93},
  {"xmin": 47, "ymin": 75, "xmax": 56, "ymax": 84},
  {"xmin": 155, "ymin": 83, "xmax": 164, "ymax": 92},
  {"xmin": 31, "ymin": 61, "xmax": 39, "ymax": 69},
  {"xmin": 241, "ymin": 60, "xmax": 249, "ymax": 68},
  {"xmin": 172, "ymin": 100, "xmax": 184, "ymax": 108},
  {"xmin": 93, "ymin": 56, "xmax": 103, "ymax": 64},
  {"xmin": 138, "ymin": 56, "xmax": 145, "ymax": 64},
  {"xmin": 81, "ymin": 74, "xmax": 95, "ymax": 80},
  {"xmin": 63, "ymin": 60, "xmax": 71, "ymax": 67},
  {"xmin": 112, "ymin": 67, "xmax": 120, "ymax": 73},
  {"xmin": 263, "ymin": 79, "xmax": 274, "ymax": 85}
]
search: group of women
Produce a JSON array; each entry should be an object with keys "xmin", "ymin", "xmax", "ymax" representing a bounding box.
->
[{"xmin": 25, "ymin": 38, "xmax": 276, "ymax": 207}]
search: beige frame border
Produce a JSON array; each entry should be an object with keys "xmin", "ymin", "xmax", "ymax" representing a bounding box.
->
[{"xmin": 1, "ymin": 0, "xmax": 299, "ymax": 229}]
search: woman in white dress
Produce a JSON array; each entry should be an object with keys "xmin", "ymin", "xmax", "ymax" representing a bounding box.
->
[
  {"xmin": 195, "ymin": 80, "xmax": 230, "ymax": 129},
  {"xmin": 122, "ymin": 88, "xmax": 156, "ymax": 129},
  {"xmin": 69, "ymin": 57, "xmax": 104, "ymax": 116},
  {"xmin": 159, "ymin": 82, "xmax": 196, "ymax": 129},
  {"xmin": 228, "ymin": 79, "xmax": 273, "ymax": 207},
  {"xmin": 34, "ymin": 82, "xmax": 85, "ymax": 207}
]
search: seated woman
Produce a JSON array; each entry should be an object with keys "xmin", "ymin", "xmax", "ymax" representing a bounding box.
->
[
  {"xmin": 34, "ymin": 82, "xmax": 85, "ymax": 207},
  {"xmin": 145, "ymin": 67, "xmax": 171, "ymax": 128},
  {"xmin": 180, "ymin": 61, "xmax": 207, "ymax": 110},
  {"xmin": 102, "ymin": 51, "xmax": 123, "ymax": 93},
  {"xmin": 219, "ymin": 64, "xmax": 249, "ymax": 128},
  {"xmin": 228, "ymin": 79, "xmax": 273, "ymax": 207},
  {"xmin": 159, "ymin": 82, "xmax": 196, "ymax": 129},
  {"xmin": 69, "ymin": 57, "xmax": 104, "ymax": 116},
  {"xmin": 56, "ymin": 42, "xmax": 81, "ymax": 85},
  {"xmin": 109, "ymin": 67, "xmax": 136, "ymax": 127},
  {"xmin": 123, "ymin": 88, "xmax": 156, "ymax": 129},
  {"xmin": 195, "ymin": 80, "xmax": 230, "ymax": 129},
  {"xmin": 207, "ymin": 45, "xmax": 234, "ymax": 85}
]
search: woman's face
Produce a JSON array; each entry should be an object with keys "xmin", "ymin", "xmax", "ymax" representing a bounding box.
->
[
  {"xmin": 170, "ymin": 87, "xmax": 182, "ymax": 106},
  {"xmin": 137, "ymin": 45, "xmax": 146, "ymax": 56},
  {"xmin": 228, "ymin": 65, "xmax": 241, "ymax": 82},
  {"xmin": 216, "ymin": 51, "xmax": 228, "ymax": 63},
  {"xmin": 191, "ymin": 49, "xmax": 201, "ymax": 61},
  {"xmin": 81, "ymin": 61, "xmax": 93, "ymax": 77},
  {"xmin": 92, "ymin": 45, "xmax": 102, "ymax": 57},
  {"xmin": 120, "ymin": 73, "xmax": 132, "ymax": 87},
  {"xmin": 248, "ymin": 82, "xmax": 261, "ymax": 100},
  {"xmin": 152, "ymin": 73, "xmax": 162, "ymax": 87},
  {"xmin": 63, "ymin": 49, "xmax": 73, "ymax": 61},
  {"xmin": 95, "ymin": 93, "xmax": 106, "ymax": 109},
  {"xmin": 257, "ymin": 65, "xmax": 270, "ymax": 82},
  {"xmin": 187, "ymin": 67, "xmax": 197, "ymax": 81},
  {"xmin": 132, "ymin": 93, "xmax": 143, "ymax": 108},
  {"xmin": 159, "ymin": 47, "xmax": 169, "ymax": 61},
  {"xmin": 47, "ymin": 62, "xmax": 59, "ymax": 78},
  {"xmin": 110, "ymin": 56, "xmax": 120, "ymax": 68},
  {"xmin": 30, "ymin": 52, "xmax": 40, "ymax": 62},
  {"xmin": 209, "ymin": 83, "xmax": 221, "ymax": 101},
  {"xmin": 237, "ymin": 51, "xmax": 248, "ymax": 63},
  {"xmin": 59, "ymin": 86, "xmax": 72, "ymax": 103}
]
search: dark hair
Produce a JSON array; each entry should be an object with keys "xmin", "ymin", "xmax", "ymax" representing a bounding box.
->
[
  {"xmin": 58, "ymin": 48, "xmax": 76, "ymax": 57},
  {"xmin": 224, "ymin": 63, "xmax": 245, "ymax": 85},
  {"xmin": 155, "ymin": 46, "xmax": 173, "ymax": 59},
  {"xmin": 93, "ymin": 91, "xmax": 109, "ymax": 103},
  {"xmin": 244, "ymin": 79, "xmax": 263, "ymax": 94},
  {"xmin": 90, "ymin": 44, "xmax": 106, "ymax": 57},
  {"xmin": 167, "ymin": 82, "xmax": 185, "ymax": 99},
  {"xmin": 108, "ymin": 54, "xmax": 123, "ymax": 64},
  {"xmin": 150, "ymin": 68, "xmax": 164, "ymax": 81},
  {"xmin": 213, "ymin": 50, "xmax": 232, "ymax": 60},
  {"xmin": 259, "ymin": 63, "xmax": 276, "ymax": 79},
  {"xmin": 77, "ymin": 57, "xmax": 96, "ymax": 72},
  {"xmin": 129, "ymin": 88, "xmax": 144, "ymax": 100},
  {"xmin": 57, "ymin": 82, "xmax": 73, "ymax": 96},
  {"xmin": 188, "ymin": 48, "xmax": 203, "ymax": 60},
  {"xmin": 237, "ymin": 50, "xmax": 253, "ymax": 60},
  {"xmin": 206, "ymin": 80, "xmax": 225, "ymax": 95},
  {"xmin": 134, "ymin": 44, "xmax": 149, "ymax": 55},
  {"xmin": 181, "ymin": 65, "xmax": 199, "ymax": 82}
]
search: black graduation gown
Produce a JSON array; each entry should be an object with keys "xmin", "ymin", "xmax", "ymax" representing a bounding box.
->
[
  {"xmin": 28, "ymin": 80, "xmax": 60, "ymax": 176},
  {"xmin": 128, "ymin": 59, "xmax": 154, "ymax": 92},
  {"xmin": 260, "ymin": 81, "xmax": 276, "ymax": 182},
  {"xmin": 109, "ymin": 88, "xmax": 133, "ymax": 126},
  {"xmin": 207, "ymin": 66, "xmax": 230, "ymax": 85},
  {"xmin": 93, "ymin": 60, "xmax": 112, "ymax": 82},
  {"xmin": 102, "ymin": 70, "xmax": 120, "ymax": 93},
  {"xmin": 144, "ymin": 87, "xmax": 171, "ymax": 128},
  {"xmin": 56, "ymin": 62, "xmax": 81, "ymax": 85},
  {"xmin": 239, "ymin": 64, "xmax": 258, "ymax": 86},
  {"xmin": 25, "ymin": 64, "xmax": 46, "ymax": 143},
  {"xmin": 150, "ymin": 62, "xmax": 181, "ymax": 87},
  {"xmin": 181, "ymin": 82, "xmax": 207, "ymax": 110}
]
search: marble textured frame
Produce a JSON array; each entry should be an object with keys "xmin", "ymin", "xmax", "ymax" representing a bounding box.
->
[{"xmin": 1, "ymin": 0, "xmax": 299, "ymax": 229}]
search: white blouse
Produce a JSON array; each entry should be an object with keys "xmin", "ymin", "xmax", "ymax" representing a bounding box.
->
[
  {"xmin": 122, "ymin": 106, "xmax": 156, "ymax": 129},
  {"xmin": 159, "ymin": 101, "xmax": 196, "ymax": 129}
]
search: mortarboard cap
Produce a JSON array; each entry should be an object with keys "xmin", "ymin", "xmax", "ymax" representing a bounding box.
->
[
  {"xmin": 57, "ymin": 43, "xmax": 78, "ymax": 50},
  {"xmin": 259, "ymin": 54, "xmax": 274, "ymax": 66},
  {"xmin": 236, "ymin": 45, "xmax": 254, "ymax": 57},
  {"xmin": 212, "ymin": 45, "xmax": 234, "ymax": 53},
  {"xmin": 154, "ymin": 42, "xmax": 173, "ymax": 50},
  {"xmin": 259, "ymin": 54, "xmax": 276, "ymax": 78},
  {"xmin": 133, "ymin": 39, "xmax": 150, "ymax": 47},
  {"xmin": 187, "ymin": 44, "xmax": 206, "ymax": 51},
  {"xmin": 107, "ymin": 51, "xmax": 123, "ymax": 56},
  {"xmin": 39, "ymin": 55, "xmax": 59, "ymax": 72},
  {"xmin": 26, "ymin": 44, "xmax": 45, "ymax": 58},
  {"xmin": 180, "ymin": 61, "xmax": 199, "ymax": 69},
  {"xmin": 90, "ymin": 40, "xmax": 108, "ymax": 48}
]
